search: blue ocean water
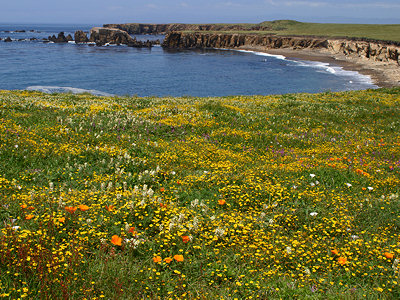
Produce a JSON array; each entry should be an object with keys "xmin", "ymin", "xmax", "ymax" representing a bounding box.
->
[{"xmin": 0, "ymin": 24, "xmax": 377, "ymax": 97}]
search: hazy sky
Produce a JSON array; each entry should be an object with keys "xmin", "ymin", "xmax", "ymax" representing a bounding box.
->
[{"xmin": 2, "ymin": 0, "xmax": 400, "ymax": 24}]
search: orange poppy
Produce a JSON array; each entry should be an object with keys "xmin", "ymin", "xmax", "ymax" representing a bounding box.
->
[
  {"xmin": 384, "ymin": 252, "xmax": 394, "ymax": 259},
  {"xmin": 331, "ymin": 249, "xmax": 339, "ymax": 255},
  {"xmin": 338, "ymin": 257, "xmax": 347, "ymax": 266},
  {"xmin": 173, "ymin": 255, "xmax": 184, "ymax": 262},
  {"xmin": 58, "ymin": 217, "xmax": 65, "ymax": 223},
  {"xmin": 153, "ymin": 256, "xmax": 162, "ymax": 263},
  {"xmin": 78, "ymin": 204, "xmax": 89, "ymax": 211},
  {"xmin": 160, "ymin": 187, "xmax": 165, "ymax": 192},
  {"xmin": 129, "ymin": 227, "xmax": 136, "ymax": 234},
  {"xmin": 111, "ymin": 235, "xmax": 122, "ymax": 246},
  {"xmin": 20, "ymin": 204, "xmax": 27, "ymax": 209},
  {"xmin": 25, "ymin": 214, "xmax": 34, "ymax": 220},
  {"xmin": 27, "ymin": 206, "xmax": 35, "ymax": 210},
  {"xmin": 164, "ymin": 257, "xmax": 172, "ymax": 263},
  {"xmin": 65, "ymin": 206, "xmax": 77, "ymax": 213},
  {"xmin": 105, "ymin": 205, "xmax": 115, "ymax": 212},
  {"xmin": 181, "ymin": 236, "xmax": 190, "ymax": 243},
  {"xmin": 218, "ymin": 199, "xmax": 226, "ymax": 205}
]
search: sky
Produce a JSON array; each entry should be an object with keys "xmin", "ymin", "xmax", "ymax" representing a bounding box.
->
[{"xmin": 1, "ymin": 0, "xmax": 400, "ymax": 25}]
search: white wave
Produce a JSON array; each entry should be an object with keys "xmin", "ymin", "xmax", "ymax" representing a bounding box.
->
[
  {"xmin": 216, "ymin": 48, "xmax": 286, "ymax": 60},
  {"xmin": 68, "ymin": 41, "xmax": 76, "ymax": 44},
  {"xmin": 229, "ymin": 48, "xmax": 377, "ymax": 87},
  {"xmin": 26, "ymin": 86, "xmax": 114, "ymax": 97},
  {"xmin": 236, "ymin": 49, "xmax": 287, "ymax": 60},
  {"xmin": 291, "ymin": 60, "xmax": 376, "ymax": 85}
]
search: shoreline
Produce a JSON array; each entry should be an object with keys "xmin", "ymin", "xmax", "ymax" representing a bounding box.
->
[{"xmin": 236, "ymin": 45, "xmax": 400, "ymax": 88}]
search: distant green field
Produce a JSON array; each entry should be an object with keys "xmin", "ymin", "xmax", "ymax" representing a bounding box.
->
[{"xmin": 184, "ymin": 20, "xmax": 400, "ymax": 42}]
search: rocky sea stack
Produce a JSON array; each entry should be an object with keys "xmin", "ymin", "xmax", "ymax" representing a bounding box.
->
[{"xmin": 89, "ymin": 27, "xmax": 152, "ymax": 47}]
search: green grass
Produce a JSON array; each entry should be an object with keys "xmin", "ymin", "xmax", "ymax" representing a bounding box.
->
[
  {"xmin": 0, "ymin": 88, "xmax": 400, "ymax": 298},
  {"xmin": 181, "ymin": 19, "xmax": 400, "ymax": 42}
]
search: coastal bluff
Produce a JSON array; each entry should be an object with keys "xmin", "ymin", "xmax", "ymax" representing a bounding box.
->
[
  {"xmin": 103, "ymin": 23, "xmax": 269, "ymax": 34},
  {"xmin": 162, "ymin": 32, "xmax": 400, "ymax": 66}
]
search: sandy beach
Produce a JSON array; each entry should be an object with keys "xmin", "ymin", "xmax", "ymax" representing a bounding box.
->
[{"xmin": 238, "ymin": 45, "xmax": 400, "ymax": 88}]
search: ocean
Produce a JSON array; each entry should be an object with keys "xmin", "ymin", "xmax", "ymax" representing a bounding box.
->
[{"xmin": 0, "ymin": 24, "xmax": 377, "ymax": 97}]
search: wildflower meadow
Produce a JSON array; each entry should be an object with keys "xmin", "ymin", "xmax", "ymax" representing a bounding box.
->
[{"xmin": 0, "ymin": 88, "xmax": 399, "ymax": 298}]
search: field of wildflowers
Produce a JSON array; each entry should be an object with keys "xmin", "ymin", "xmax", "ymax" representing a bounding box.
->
[{"xmin": 0, "ymin": 88, "xmax": 399, "ymax": 299}]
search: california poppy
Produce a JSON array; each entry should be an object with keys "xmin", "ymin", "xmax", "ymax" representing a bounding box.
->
[
  {"xmin": 129, "ymin": 226, "xmax": 136, "ymax": 234},
  {"xmin": 173, "ymin": 255, "xmax": 184, "ymax": 262},
  {"xmin": 65, "ymin": 206, "xmax": 77, "ymax": 213},
  {"xmin": 25, "ymin": 214, "xmax": 34, "ymax": 220},
  {"xmin": 218, "ymin": 199, "xmax": 226, "ymax": 205},
  {"xmin": 181, "ymin": 236, "xmax": 190, "ymax": 243},
  {"xmin": 153, "ymin": 256, "xmax": 162, "ymax": 263},
  {"xmin": 164, "ymin": 257, "xmax": 172, "ymax": 263},
  {"xmin": 78, "ymin": 204, "xmax": 89, "ymax": 211},
  {"xmin": 384, "ymin": 252, "xmax": 394, "ymax": 259},
  {"xmin": 20, "ymin": 204, "xmax": 27, "ymax": 209},
  {"xmin": 331, "ymin": 249, "xmax": 339, "ymax": 255},
  {"xmin": 111, "ymin": 235, "xmax": 122, "ymax": 246},
  {"xmin": 338, "ymin": 257, "xmax": 347, "ymax": 266},
  {"xmin": 105, "ymin": 205, "xmax": 115, "ymax": 212},
  {"xmin": 160, "ymin": 187, "xmax": 165, "ymax": 192}
]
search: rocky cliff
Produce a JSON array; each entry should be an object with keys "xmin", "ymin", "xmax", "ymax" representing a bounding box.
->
[
  {"xmin": 103, "ymin": 23, "xmax": 269, "ymax": 34},
  {"xmin": 162, "ymin": 32, "xmax": 400, "ymax": 66}
]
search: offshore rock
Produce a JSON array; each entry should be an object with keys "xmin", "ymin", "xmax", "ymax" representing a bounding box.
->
[
  {"xmin": 4, "ymin": 37, "xmax": 12, "ymax": 42},
  {"xmin": 89, "ymin": 27, "xmax": 152, "ymax": 47},
  {"xmin": 48, "ymin": 32, "xmax": 69, "ymax": 43},
  {"xmin": 66, "ymin": 34, "xmax": 73, "ymax": 42},
  {"xmin": 74, "ymin": 30, "xmax": 89, "ymax": 43}
]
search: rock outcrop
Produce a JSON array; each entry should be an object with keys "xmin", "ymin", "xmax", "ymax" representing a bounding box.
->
[
  {"xmin": 89, "ymin": 27, "xmax": 152, "ymax": 47},
  {"xmin": 74, "ymin": 30, "xmax": 89, "ymax": 43},
  {"xmin": 4, "ymin": 37, "xmax": 12, "ymax": 42},
  {"xmin": 162, "ymin": 32, "xmax": 400, "ymax": 66},
  {"xmin": 48, "ymin": 32, "xmax": 70, "ymax": 43},
  {"xmin": 103, "ymin": 22, "xmax": 288, "ymax": 34}
]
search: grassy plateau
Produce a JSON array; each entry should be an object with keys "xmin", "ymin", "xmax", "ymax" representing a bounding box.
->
[
  {"xmin": 182, "ymin": 20, "xmax": 400, "ymax": 42},
  {"xmin": 0, "ymin": 88, "xmax": 400, "ymax": 298}
]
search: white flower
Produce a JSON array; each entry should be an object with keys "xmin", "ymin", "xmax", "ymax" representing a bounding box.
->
[
  {"xmin": 292, "ymin": 185, "xmax": 297, "ymax": 189},
  {"xmin": 310, "ymin": 182, "xmax": 315, "ymax": 187},
  {"xmin": 351, "ymin": 235, "xmax": 359, "ymax": 240},
  {"xmin": 310, "ymin": 174, "xmax": 316, "ymax": 178},
  {"xmin": 315, "ymin": 181, "xmax": 319, "ymax": 185},
  {"xmin": 367, "ymin": 187, "xmax": 373, "ymax": 191},
  {"xmin": 12, "ymin": 226, "xmax": 20, "ymax": 231},
  {"xmin": 310, "ymin": 212, "xmax": 318, "ymax": 217},
  {"xmin": 286, "ymin": 246, "xmax": 292, "ymax": 254},
  {"xmin": 345, "ymin": 183, "xmax": 352, "ymax": 187}
]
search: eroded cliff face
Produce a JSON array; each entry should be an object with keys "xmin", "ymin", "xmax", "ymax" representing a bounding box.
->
[
  {"xmin": 162, "ymin": 32, "xmax": 400, "ymax": 66},
  {"xmin": 103, "ymin": 23, "xmax": 267, "ymax": 34}
]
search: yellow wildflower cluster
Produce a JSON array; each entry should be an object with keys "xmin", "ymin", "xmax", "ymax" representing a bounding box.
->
[{"xmin": 0, "ymin": 89, "xmax": 399, "ymax": 298}]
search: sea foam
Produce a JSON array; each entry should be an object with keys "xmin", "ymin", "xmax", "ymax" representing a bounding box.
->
[{"xmin": 26, "ymin": 86, "xmax": 114, "ymax": 97}]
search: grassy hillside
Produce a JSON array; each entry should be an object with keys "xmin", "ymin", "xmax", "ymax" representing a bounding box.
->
[
  {"xmin": 184, "ymin": 20, "xmax": 400, "ymax": 42},
  {"xmin": 1, "ymin": 88, "xmax": 400, "ymax": 298}
]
